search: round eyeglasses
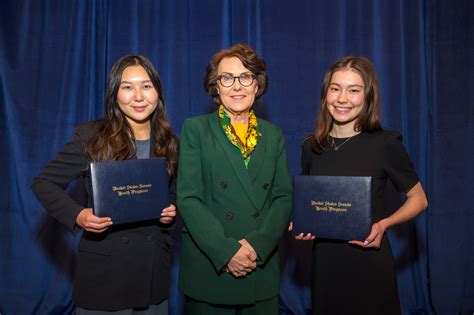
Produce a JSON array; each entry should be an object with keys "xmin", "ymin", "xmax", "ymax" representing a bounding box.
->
[{"xmin": 217, "ymin": 73, "xmax": 255, "ymax": 87}]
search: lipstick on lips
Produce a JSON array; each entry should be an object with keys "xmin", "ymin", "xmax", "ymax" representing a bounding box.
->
[
  {"xmin": 132, "ymin": 105, "xmax": 147, "ymax": 112},
  {"xmin": 231, "ymin": 95, "xmax": 246, "ymax": 99}
]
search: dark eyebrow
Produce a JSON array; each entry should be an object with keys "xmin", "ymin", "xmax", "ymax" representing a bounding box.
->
[
  {"xmin": 329, "ymin": 83, "xmax": 364, "ymax": 88},
  {"xmin": 120, "ymin": 80, "xmax": 152, "ymax": 84},
  {"xmin": 219, "ymin": 72, "xmax": 253, "ymax": 76}
]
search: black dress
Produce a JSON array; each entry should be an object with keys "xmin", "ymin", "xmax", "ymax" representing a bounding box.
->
[{"xmin": 301, "ymin": 131, "xmax": 419, "ymax": 315}]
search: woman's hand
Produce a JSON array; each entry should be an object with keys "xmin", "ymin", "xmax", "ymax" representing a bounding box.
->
[
  {"xmin": 288, "ymin": 221, "xmax": 316, "ymax": 240},
  {"xmin": 76, "ymin": 208, "xmax": 112, "ymax": 233},
  {"xmin": 239, "ymin": 239, "xmax": 257, "ymax": 261},
  {"xmin": 288, "ymin": 221, "xmax": 293, "ymax": 231},
  {"xmin": 349, "ymin": 221, "xmax": 386, "ymax": 249},
  {"xmin": 223, "ymin": 239, "xmax": 258, "ymax": 278},
  {"xmin": 349, "ymin": 182, "xmax": 428, "ymax": 249},
  {"xmin": 295, "ymin": 233, "xmax": 316, "ymax": 241},
  {"xmin": 226, "ymin": 245, "xmax": 257, "ymax": 278},
  {"xmin": 159, "ymin": 204, "xmax": 176, "ymax": 224}
]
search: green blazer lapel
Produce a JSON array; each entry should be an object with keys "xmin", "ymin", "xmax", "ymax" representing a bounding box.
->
[
  {"xmin": 247, "ymin": 119, "xmax": 266, "ymax": 183},
  {"xmin": 208, "ymin": 113, "xmax": 259, "ymax": 210}
]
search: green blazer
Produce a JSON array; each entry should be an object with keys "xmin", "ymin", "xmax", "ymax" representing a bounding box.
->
[{"xmin": 177, "ymin": 111, "xmax": 292, "ymax": 304}]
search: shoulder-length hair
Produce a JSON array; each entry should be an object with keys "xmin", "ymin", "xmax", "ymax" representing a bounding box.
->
[
  {"xmin": 312, "ymin": 56, "xmax": 382, "ymax": 153},
  {"xmin": 85, "ymin": 55, "xmax": 178, "ymax": 176},
  {"xmin": 204, "ymin": 43, "xmax": 268, "ymax": 104}
]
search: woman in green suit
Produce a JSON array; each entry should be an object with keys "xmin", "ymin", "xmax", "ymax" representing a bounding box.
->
[{"xmin": 177, "ymin": 43, "xmax": 292, "ymax": 314}]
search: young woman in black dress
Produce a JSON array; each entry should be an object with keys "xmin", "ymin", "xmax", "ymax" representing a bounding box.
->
[{"xmin": 295, "ymin": 56, "xmax": 428, "ymax": 315}]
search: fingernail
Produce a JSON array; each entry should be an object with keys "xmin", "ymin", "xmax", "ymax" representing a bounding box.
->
[{"xmin": 363, "ymin": 240, "xmax": 369, "ymax": 246}]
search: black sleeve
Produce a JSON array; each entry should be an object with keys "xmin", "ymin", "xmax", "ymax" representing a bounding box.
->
[
  {"xmin": 31, "ymin": 123, "xmax": 93, "ymax": 232},
  {"xmin": 300, "ymin": 137, "xmax": 313, "ymax": 175},
  {"xmin": 168, "ymin": 139, "xmax": 178, "ymax": 205},
  {"xmin": 160, "ymin": 149, "xmax": 178, "ymax": 230},
  {"xmin": 382, "ymin": 132, "xmax": 419, "ymax": 193},
  {"xmin": 168, "ymin": 175, "xmax": 177, "ymax": 205}
]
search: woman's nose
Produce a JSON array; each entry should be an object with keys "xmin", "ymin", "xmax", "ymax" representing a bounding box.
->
[
  {"xmin": 134, "ymin": 87, "xmax": 144, "ymax": 101},
  {"xmin": 337, "ymin": 91, "xmax": 348, "ymax": 103},
  {"xmin": 232, "ymin": 79, "xmax": 242, "ymax": 91}
]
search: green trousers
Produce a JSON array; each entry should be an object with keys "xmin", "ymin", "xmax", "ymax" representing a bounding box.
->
[{"xmin": 185, "ymin": 296, "xmax": 279, "ymax": 315}]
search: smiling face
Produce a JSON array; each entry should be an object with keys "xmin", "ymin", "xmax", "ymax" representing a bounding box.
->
[
  {"xmin": 216, "ymin": 57, "xmax": 258, "ymax": 119},
  {"xmin": 117, "ymin": 65, "xmax": 158, "ymax": 129},
  {"xmin": 326, "ymin": 69, "xmax": 365, "ymax": 131}
]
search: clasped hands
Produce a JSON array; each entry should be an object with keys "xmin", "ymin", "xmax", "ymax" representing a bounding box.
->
[{"xmin": 225, "ymin": 239, "xmax": 257, "ymax": 278}]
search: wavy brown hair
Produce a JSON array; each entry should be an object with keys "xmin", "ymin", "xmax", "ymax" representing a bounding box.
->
[
  {"xmin": 204, "ymin": 43, "xmax": 268, "ymax": 104},
  {"xmin": 311, "ymin": 56, "xmax": 382, "ymax": 153},
  {"xmin": 85, "ymin": 55, "xmax": 178, "ymax": 176}
]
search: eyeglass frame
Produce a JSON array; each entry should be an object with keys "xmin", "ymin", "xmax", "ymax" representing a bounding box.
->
[{"xmin": 216, "ymin": 72, "xmax": 256, "ymax": 87}]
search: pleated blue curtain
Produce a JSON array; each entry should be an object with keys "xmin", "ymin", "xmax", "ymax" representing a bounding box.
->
[
  {"xmin": 428, "ymin": 1, "xmax": 474, "ymax": 314},
  {"xmin": 1, "ymin": 0, "xmax": 472, "ymax": 314}
]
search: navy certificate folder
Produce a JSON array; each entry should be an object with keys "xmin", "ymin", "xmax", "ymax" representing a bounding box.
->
[
  {"xmin": 292, "ymin": 176, "xmax": 372, "ymax": 241},
  {"xmin": 89, "ymin": 158, "xmax": 169, "ymax": 224}
]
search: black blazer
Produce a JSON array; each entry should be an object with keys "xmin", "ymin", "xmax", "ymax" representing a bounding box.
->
[{"xmin": 32, "ymin": 121, "xmax": 176, "ymax": 311}]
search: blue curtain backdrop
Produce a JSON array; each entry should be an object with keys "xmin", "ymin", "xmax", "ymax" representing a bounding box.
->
[{"xmin": 0, "ymin": 0, "xmax": 472, "ymax": 314}]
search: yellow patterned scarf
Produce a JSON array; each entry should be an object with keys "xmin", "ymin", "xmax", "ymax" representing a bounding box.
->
[{"xmin": 218, "ymin": 105, "xmax": 260, "ymax": 168}]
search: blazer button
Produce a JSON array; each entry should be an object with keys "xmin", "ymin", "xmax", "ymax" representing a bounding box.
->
[
  {"xmin": 122, "ymin": 237, "xmax": 129, "ymax": 244},
  {"xmin": 252, "ymin": 213, "xmax": 260, "ymax": 219},
  {"xmin": 147, "ymin": 235, "xmax": 154, "ymax": 242},
  {"xmin": 220, "ymin": 181, "xmax": 228, "ymax": 189},
  {"xmin": 263, "ymin": 183, "xmax": 270, "ymax": 190},
  {"xmin": 226, "ymin": 211, "xmax": 234, "ymax": 220}
]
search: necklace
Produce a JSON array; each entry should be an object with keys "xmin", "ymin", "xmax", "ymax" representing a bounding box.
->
[{"xmin": 330, "ymin": 135, "xmax": 354, "ymax": 151}]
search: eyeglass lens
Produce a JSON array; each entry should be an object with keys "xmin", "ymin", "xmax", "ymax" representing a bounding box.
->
[{"xmin": 219, "ymin": 73, "xmax": 254, "ymax": 87}]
